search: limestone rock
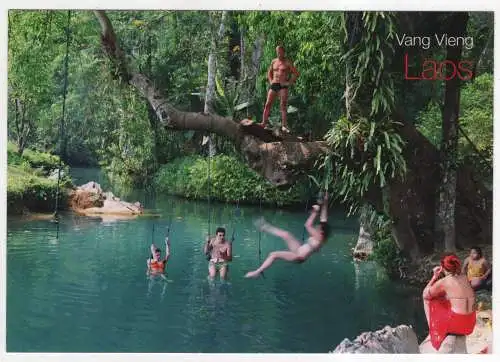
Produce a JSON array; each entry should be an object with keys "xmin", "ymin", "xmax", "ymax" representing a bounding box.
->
[
  {"xmin": 68, "ymin": 181, "xmax": 143, "ymax": 216},
  {"xmin": 352, "ymin": 224, "xmax": 373, "ymax": 260},
  {"xmin": 332, "ymin": 325, "xmax": 419, "ymax": 353},
  {"xmin": 419, "ymin": 334, "xmax": 467, "ymax": 353}
]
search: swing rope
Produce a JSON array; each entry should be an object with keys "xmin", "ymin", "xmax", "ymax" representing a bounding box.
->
[
  {"xmin": 207, "ymin": 119, "xmax": 213, "ymax": 238},
  {"xmin": 53, "ymin": 10, "xmax": 72, "ymax": 230}
]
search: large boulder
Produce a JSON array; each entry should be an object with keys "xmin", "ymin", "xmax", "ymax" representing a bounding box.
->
[
  {"xmin": 68, "ymin": 181, "xmax": 143, "ymax": 216},
  {"xmin": 332, "ymin": 325, "xmax": 419, "ymax": 353}
]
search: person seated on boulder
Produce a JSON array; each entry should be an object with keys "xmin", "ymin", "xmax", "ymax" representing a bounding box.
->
[
  {"xmin": 147, "ymin": 237, "xmax": 171, "ymax": 277},
  {"xmin": 462, "ymin": 246, "xmax": 492, "ymax": 291},
  {"xmin": 421, "ymin": 253, "xmax": 476, "ymax": 353},
  {"xmin": 244, "ymin": 192, "xmax": 330, "ymax": 278},
  {"xmin": 204, "ymin": 227, "xmax": 232, "ymax": 281}
]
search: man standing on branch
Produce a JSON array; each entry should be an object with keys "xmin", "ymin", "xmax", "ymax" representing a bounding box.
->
[{"xmin": 259, "ymin": 45, "xmax": 299, "ymax": 133}]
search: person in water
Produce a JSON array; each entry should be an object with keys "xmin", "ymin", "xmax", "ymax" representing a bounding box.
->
[
  {"xmin": 245, "ymin": 192, "xmax": 330, "ymax": 278},
  {"xmin": 421, "ymin": 253, "xmax": 476, "ymax": 353},
  {"xmin": 204, "ymin": 227, "xmax": 232, "ymax": 281},
  {"xmin": 147, "ymin": 237, "xmax": 171, "ymax": 277},
  {"xmin": 259, "ymin": 45, "xmax": 299, "ymax": 133},
  {"xmin": 462, "ymin": 246, "xmax": 492, "ymax": 291}
]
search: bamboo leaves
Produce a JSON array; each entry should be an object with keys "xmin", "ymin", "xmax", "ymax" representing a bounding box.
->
[{"xmin": 325, "ymin": 117, "xmax": 406, "ymax": 215}]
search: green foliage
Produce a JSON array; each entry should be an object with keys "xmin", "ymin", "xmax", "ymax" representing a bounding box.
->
[
  {"xmin": 155, "ymin": 155, "xmax": 308, "ymax": 206},
  {"xmin": 340, "ymin": 12, "xmax": 397, "ymax": 118},
  {"xmin": 7, "ymin": 142, "xmax": 72, "ymax": 214},
  {"xmin": 416, "ymin": 73, "xmax": 493, "ymax": 178},
  {"xmin": 8, "ymin": 141, "xmax": 62, "ymax": 173},
  {"xmin": 370, "ymin": 226, "xmax": 407, "ymax": 277},
  {"xmin": 324, "ymin": 117, "xmax": 407, "ymax": 215}
]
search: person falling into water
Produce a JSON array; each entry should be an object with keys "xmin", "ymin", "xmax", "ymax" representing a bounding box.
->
[
  {"xmin": 147, "ymin": 236, "xmax": 171, "ymax": 279},
  {"xmin": 259, "ymin": 45, "xmax": 300, "ymax": 134},
  {"xmin": 245, "ymin": 192, "xmax": 330, "ymax": 278},
  {"xmin": 204, "ymin": 227, "xmax": 233, "ymax": 281}
]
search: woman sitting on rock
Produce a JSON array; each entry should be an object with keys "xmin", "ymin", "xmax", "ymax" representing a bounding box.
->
[
  {"xmin": 462, "ymin": 246, "xmax": 492, "ymax": 291},
  {"xmin": 421, "ymin": 253, "xmax": 476, "ymax": 353}
]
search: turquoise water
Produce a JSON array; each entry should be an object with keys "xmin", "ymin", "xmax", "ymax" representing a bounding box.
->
[{"xmin": 6, "ymin": 171, "xmax": 426, "ymax": 352}]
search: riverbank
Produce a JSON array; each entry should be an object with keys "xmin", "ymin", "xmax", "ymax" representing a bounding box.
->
[
  {"xmin": 402, "ymin": 244, "xmax": 492, "ymax": 354},
  {"xmin": 7, "ymin": 142, "xmax": 73, "ymax": 215},
  {"xmin": 154, "ymin": 154, "xmax": 314, "ymax": 207}
]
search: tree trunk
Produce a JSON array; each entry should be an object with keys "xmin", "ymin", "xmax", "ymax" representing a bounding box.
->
[
  {"xmin": 344, "ymin": 12, "xmax": 377, "ymax": 258},
  {"xmin": 436, "ymin": 12, "xmax": 469, "ymax": 252},
  {"xmin": 204, "ymin": 11, "xmax": 227, "ymax": 115},
  {"xmin": 14, "ymin": 98, "xmax": 31, "ymax": 156},
  {"xmin": 93, "ymin": 11, "xmax": 492, "ymax": 258},
  {"xmin": 204, "ymin": 11, "xmax": 227, "ymax": 156}
]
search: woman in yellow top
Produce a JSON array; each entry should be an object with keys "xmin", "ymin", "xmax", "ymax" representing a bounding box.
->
[{"xmin": 462, "ymin": 246, "xmax": 492, "ymax": 291}]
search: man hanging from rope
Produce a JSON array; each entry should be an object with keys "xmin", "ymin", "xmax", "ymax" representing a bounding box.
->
[
  {"xmin": 258, "ymin": 45, "xmax": 299, "ymax": 134},
  {"xmin": 245, "ymin": 192, "xmax": 330, "ymax": 278},
  {"xmin": 204, "ymin": 227, "xmax": 233, "ymax": 281}
]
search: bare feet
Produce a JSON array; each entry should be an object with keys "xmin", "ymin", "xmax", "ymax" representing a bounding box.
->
[
  {"xmin": 245, "ymin": 271, "xmax": 261, "ymax": 278},
  {"xmin": 281, "ymin": 126, "xmax": 290, "ymax": 133}
]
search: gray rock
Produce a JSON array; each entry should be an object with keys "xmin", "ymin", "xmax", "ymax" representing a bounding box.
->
[{"xmin": 332, "ymin": 325, "xmax": 419, "ymax": 353}]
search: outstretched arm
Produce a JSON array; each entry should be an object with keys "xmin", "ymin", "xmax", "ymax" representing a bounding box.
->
[
  {"xmin": 320, "ymin": 192, "xmax": 328, "ymax": 222},
  {"xmin": 150, "ymin": 243, "xmax": 157, "ymax": 257},
  {"xmin": 165, "ymin": 237, "xmax": 171, "ymax": 262}
]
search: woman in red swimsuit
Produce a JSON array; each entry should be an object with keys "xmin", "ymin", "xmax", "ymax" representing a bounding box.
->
[{"xmin": 422, "ymin": 253, "xmax": 476, "ymax": 352}]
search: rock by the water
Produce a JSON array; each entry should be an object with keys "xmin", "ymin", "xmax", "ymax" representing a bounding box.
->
[
  {"xmin": 332, "ymin": 325, "xmax": 419, "ymax": 353},
  {"xmin": 352, "ymin": 224, "xmax": 373, "ymax": 260},
  {"xmin": 68, "ymin": 181, "xmax": 143, "ymax": 216}
]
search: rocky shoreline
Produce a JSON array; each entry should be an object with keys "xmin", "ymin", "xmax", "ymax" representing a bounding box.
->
[{"xmin": 335, "ymin": 242, "xmax": 493, "ymax": 354}]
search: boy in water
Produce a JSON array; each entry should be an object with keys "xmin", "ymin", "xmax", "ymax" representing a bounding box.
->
[
  {"xmin": 204, "ymin": 227, "xmax": 232, "ymax": 281},
  {"xmin": 245, "ymin": 193, "xmax": 330, "ymax": 278}
]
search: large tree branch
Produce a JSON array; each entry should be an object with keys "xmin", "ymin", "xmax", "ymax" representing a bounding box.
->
[{"xmin": 93, "ymin": 10, "xmax": 328, "ymax": 186}]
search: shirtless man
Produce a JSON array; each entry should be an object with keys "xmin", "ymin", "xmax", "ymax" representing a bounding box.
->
[
  {"xmin": 204, "ymin": 227, "xmax": 233, "ymax": 280},
  {"xmin": 245, "ymin": 193, "xmax": 330, "ymax": 278},
  {"xmin": 259, "ymin": 45, "xmax": 299, "ymax": 133}
]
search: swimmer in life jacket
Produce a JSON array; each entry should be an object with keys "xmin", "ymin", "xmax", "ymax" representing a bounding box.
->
[
  {"xmin": 147, "ymin": 237, "xmax": 171, "ymax": 277},
  {"xmin": 244, "ymin": 192, "xmax": 330, "ymax": 278}
]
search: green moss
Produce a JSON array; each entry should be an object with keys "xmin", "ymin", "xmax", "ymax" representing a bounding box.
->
[{"xmin": 7, "ymin": 142, "xmax": 72, "ymax": 214}]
